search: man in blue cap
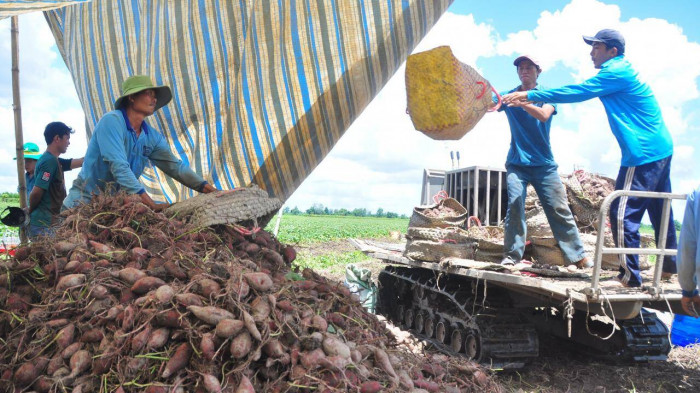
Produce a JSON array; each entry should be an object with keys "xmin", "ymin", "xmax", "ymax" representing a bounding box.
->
[
  {"xmin": 27, "ymin": 122, "xmax": 84, "ymax": 238},
  {"xmin": 502, "ymin": 29, "xmax": 676, "ymax": 288},
  {"xmin": 14, "ymin": 142, "xmax": 43, "ymax": 199},
  {"xmin": 63, "ymin": 75, "xmax": 218, "ymax": 211}
]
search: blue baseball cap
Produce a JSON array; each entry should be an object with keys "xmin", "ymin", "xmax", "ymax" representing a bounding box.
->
[{"xmin": 583, "ymin": 29, "xmax": 625, "ymax": 55}]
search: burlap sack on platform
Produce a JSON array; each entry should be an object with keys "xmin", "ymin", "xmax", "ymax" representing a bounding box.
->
[
  {"xmin": 404, "ymin": 227, "xmax": 472, "ymax": 262},
  {"xmin": 408, "ymin": 198, "xmax": 468, "ymax": 229},
  {"xmin": 530, "ymin": 233, "xmax": 649, "ymax": 270},
  {"xmin": 406, "ymin": 46, "xmax": 498, "ymax": 140},
  {"xmin": 165, "ymin": 185, "xmax": 282, "ymax": 228}
]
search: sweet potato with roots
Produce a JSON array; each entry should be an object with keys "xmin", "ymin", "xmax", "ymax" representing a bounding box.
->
[
  {"xmin": 215, "ymin": 319, "xmax": 245, "ymax": 338},
  {"xmin": 163, "ymin": 260, "xmax": 187, "ymax": 280},
  {"xmin": 282, "ymin": 246, "xmax": 296, "ymax": 264},
  {"xmin": 131, "ymin": 276, "xmax": 166, "ymax": 294},
  {"xmin": 250, "ymin": 297, "xmax": 270, "ymax": 322},
  {"xmin": 89, "ymin": 240, "xmax": 112, "ymax": 254},
  {"xmin": 69, "ymin": 350, "xmax": 92, "ymax": 377},
  {"xmin": 359, "ymin": 381, "xmax": 383, "ymax": 393},
  {"xmin": 241, "ymin": 310, "xmax": 262, "ymax": 341},
  {"xmin": 243, "ymin": 272, "xmax": 274, "ymax": 292},
  {"xmin": 114, "ymin": 267, "xmax": 147, "ymax": 284},
  {"xmin": 61, "ymin": 342, "xmax": 84, "ymax": 359},
  {"xmin": 175, "ymin": 292, "xmax": 204, "ymax": 307},
  {"xmin": 187, "ymin": 306, "xmax": 235, "ymax": 325},
  {"xmin": 322, "ymin": 335, "xmax": 351, "ymax": 359},
  {"xmin": 230, "ymin": 331, "xmax": 253, "ymax": 359},
  {"xmin": 202, "ymin": 373, "xmax": 223, "ymax": 393},
  {"xmin": 196, "ymin": 278, "xmax": 221, "ymax": 298},
  {"xmin": 155, "ymin": 285, "xmax": 175, "ymax": 304},
  {"xmin": 56, "ymin": 323, "xmax": 76, "ymax": 349},
  {"xmin": 200, "ymin": 333, "xmax": 217, "ymax": 361},
  {"xmin": 373, "ymin": 347, "xmax": 399, "ymax": 383},
  {"xmin": 146, "ymin": 328, "xmax": 170, "ymax": 350},
  {"xmin": 235, "ymin": 375, "xmax": 255, "ymax": 393},
  {"xmin": 80, "ymin": 328, "xmax": 104, "ymax": 343},
  {"xmin": 262, "ymin": 339, "xmax": 285, "ymax": 358},
  {"xmin": 56, "ymin": 274, "xmax": 86, "ymax": 291},
  {"xmin": 130, "ymin": 325, "xmax": 152, "ymax": 353},
  {"xmin": 13, "ymin": 362, "xmax": 37, "ymax": 386},
  {"xmin": 162, "ymin": 343, "xmax": 193, "ymax": 378},
  {"xmin": 300, "ymin": 348, "xmax": 326, "ymax": 369}
]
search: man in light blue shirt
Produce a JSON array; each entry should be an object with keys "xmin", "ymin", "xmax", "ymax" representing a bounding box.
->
[
  {"xmin": 678, "ymin": 188, "xmax": 700, "ymax": 317},
  {"xmin": 63, "ymin": 75, "xmax": 217, "ymax": 210},
  {"xmin": 498, "ymin": 55, "xmax": 587, "ymax": 269},
  {"xmin": 503, "ymin": 30, "xmax": 676, "ymax": 288}
]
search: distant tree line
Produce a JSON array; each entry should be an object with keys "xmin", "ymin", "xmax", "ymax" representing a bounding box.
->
[{"xmin": 283, "ymin": 204, "xmax": 408, "ymax": 219}]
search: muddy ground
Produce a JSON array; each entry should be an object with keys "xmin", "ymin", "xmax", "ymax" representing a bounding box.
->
[{"xmin": 303, "ymin": 239, "xmax": 700, "ymax": 393}]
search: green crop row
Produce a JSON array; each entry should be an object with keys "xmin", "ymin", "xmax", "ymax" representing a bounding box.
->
[{"xmin": 266, "ymin": 214, "xmax": 409, "ymax": 245}]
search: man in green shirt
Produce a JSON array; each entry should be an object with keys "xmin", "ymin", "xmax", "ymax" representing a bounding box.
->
[{"xmin": 28, "ymin": 122, "xmax": 84, "ymax": 239}]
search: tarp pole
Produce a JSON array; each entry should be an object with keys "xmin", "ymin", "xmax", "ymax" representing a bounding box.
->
[{"xmin": 11, "ymin": 16, "xmax": 28, "ymax": 243}]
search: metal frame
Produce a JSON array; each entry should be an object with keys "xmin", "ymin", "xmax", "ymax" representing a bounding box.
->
[
  {"xmin": 587, "ymin": 190, "xmax": 687, "ymax": 299},
  {"xmin": 444, "ymin": 166, "xmax": 507, "ymax": 226}
]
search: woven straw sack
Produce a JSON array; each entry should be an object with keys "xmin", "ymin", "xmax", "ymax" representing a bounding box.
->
[
  {"xmin": 563, "ymin": 171, "xmax": 616, "ymax": 231},
  {"xmin": 165, "ymin": 185, "xmax": 282, "ymax": 228},
  {"xmin": 408, "ymin": 198, "xmax": 468, "ymax": 229},
  {"xmin": 406, "ymin": 46, "xmax": 498, "ymax": 140},
  {"xmin": 404, "ymin": 239, "xmax": 472, "ymax": 262},
  {"xmin": 406, "ymin": 226, "xmax": 471, "ymax": 243}
]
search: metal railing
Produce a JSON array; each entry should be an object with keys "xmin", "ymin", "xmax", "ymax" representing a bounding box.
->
[{"xmin": 588, "ymin": 190, "xmax": 687, "ymax": 299}]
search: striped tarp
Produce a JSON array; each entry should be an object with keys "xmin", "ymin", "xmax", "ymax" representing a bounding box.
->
[
  {"xmin": 44, "ymin": 0, "xmax": 452, "ymax": 203},
  {"xmin": 0, "ymin": 0, "xmax": 90, "ymax": 18}
]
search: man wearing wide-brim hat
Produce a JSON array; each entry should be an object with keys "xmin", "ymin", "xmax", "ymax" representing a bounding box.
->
[{"xmin": 63, "ymin": 75, "xmax": 217, "ymax": 211}]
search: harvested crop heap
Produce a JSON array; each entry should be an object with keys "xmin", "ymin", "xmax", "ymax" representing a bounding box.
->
[
  {"xmin": 421, "ymin": 204, "xmax": 459, "ymax": 219},
  {"xmin": 0, "ymin": 192, "xmax": 499, "ymax": 393}
]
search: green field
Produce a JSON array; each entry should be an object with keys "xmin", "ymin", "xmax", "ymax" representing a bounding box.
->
[{"xmin": 266, "ymin": 214, "xmax": 409, "ymax": 245}]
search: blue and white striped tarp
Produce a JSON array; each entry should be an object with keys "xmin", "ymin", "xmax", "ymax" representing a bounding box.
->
[
  {"xmin": 42, "ymin": 0, "xmax": 451, "ymax": 203},
  {"xmin": 0, "ymin": 0, "xmax": 89, "ymax": 19}
]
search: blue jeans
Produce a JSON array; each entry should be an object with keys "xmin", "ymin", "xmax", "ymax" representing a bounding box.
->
[
  {"xmin": 504, "ymin": 164, "xmax": 586, "ymax": 263},
  {"xmin": 610, "ymin": 156, "xmax": 677, "ymax": 287},
  {"xmin": 28, "ymin": 224, "xmax": 54, "ymax": 240}
]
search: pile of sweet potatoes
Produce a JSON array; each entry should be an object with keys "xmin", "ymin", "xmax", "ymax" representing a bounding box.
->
[{"xmin": 0, "ymin": 192, "xmax": 499, "ymax": 392}]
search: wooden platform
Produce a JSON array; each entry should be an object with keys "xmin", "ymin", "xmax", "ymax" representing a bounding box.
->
[{"xmin": 351, "ymin": 239, "xmax": 683, "ymax": 317}]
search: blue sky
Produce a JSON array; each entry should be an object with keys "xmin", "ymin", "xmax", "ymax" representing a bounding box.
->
[{"xmin": 1, "ymin": 0, "xmax": 699, "ymax": 219}]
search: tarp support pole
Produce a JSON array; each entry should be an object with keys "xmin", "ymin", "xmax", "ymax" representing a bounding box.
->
[{"xmin": 11, "ymin": 16, "xmax": 28, "ymax": 243}]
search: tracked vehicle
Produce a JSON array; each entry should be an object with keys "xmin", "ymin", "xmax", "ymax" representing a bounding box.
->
[{"xmin": 354, "ymin": 166, "xmax": 687, "ymax": 368}]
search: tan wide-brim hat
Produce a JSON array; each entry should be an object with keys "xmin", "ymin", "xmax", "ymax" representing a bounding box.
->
[{"xmin": 113, "ymin": 75, "xmax": 172, "ymax": 112}]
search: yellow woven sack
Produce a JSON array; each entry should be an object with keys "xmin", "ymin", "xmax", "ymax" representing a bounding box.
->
[{"xmin": 406, "ymin": 46, "xmax": 500, "ymax": 140}]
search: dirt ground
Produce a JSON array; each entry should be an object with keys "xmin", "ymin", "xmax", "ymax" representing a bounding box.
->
[{"xmin": 306, "ymin": 239, "xmax": 700, "ymax": 393}]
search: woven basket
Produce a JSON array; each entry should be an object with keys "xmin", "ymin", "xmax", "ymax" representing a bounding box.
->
[
  {"xmin": 406, "ymin": 46, "xmax": 497, "ymax": 140},
  {"xmin": 408, "ymin": 198, "xmax": 468, "ymax": 229},
  {"xmin": 406, "ymin": 226, "xmax": 471, "ymax": 243},
  {"xmin": 563, "ymin": 171, "xmax": 616, "ymax": 231},
  {"xmin": 165, "ymin": 185, "xmax": 282, "ymax": 228},
  {"xmin": 404, "ymin": 239, "xmax": 473, "ymax": 262}
]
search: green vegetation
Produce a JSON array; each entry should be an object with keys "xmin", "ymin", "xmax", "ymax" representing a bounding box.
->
[
  {"xmin": 284, "ymin": 204, "xmax": 408, "ymax": 219},
  {"xmin": 293, "ymin": 250, "xmax": 370, "ymax": 272},
  {"xmin": 266, "ymin": 214, "xmax": 409, "ymax": 245}
]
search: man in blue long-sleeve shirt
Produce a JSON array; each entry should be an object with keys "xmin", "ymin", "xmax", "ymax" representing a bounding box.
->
[
  {"xmin": 678, "ymin": 188, "xmax": 700, "ymax": 317},
  {"xmin": 503, "ymin": 29, "xmax": 676, "ymax": 288},
  {"xmin": 63, "ymin": 75, "xmax": 217, "ymax": 211}
]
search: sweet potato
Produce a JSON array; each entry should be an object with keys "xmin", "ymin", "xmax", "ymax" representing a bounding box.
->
[
  {"xmin": 300, "ymin": 348, "xmax": 326, "ymax": 369},
  {"xmin": 202, "ymin": 373, "xmax": 222, "ymax": 393},
  {"xmin": 92, "ymin": 354, "xmax": 114, "ymax": 375},
  {"xmin": 292, "ymin": 280, "xmax": 317, "ymax": 291},
  {"xmin": 311, "ymin": 315, "xmax": 328, "ymax": 332},
  {"xmin": 61, "ymin": 342, "xmax": 84, "ymax": 359},
  {"xmin": 69, "ymin": 350, "xmax": 92, "ymax": 377},
  {"xmin": 200, "ymin": 333, "xmax": 216, "ymax": 361},
  {"xmin": 359, "ymin": 381, "xmax": 383, "ymax": 393},
  {"xmin": 146, "ymin": 328, "xmax": 170, "ymax": 350},
  {"xmin": 282, "ymin": 246, "xmax": 296, "ymax": 264},
  {"xmin": 114, "ymin": 267, "xmax": 147, "ymax": 284},
  {"xmin": 215, "ymin": 319, "xmax": 245, "ymax": 338},
  {"xmin": 163, "ymin": 260, "xmax": 187, "ymax": 280},
  {"xmin": 13, "ymin": 362, "xmax": 37, "ymax": 386},
  {"xmin": 121, "ymin": 305, "xmax": 136, "ymax": 330},
  {"xmin": 230, "ymin": 331, "xmax": 253, "ymax": 359},
  {"xmin": 243, "ymin": 272, "xmax": 273, "ymax": 292},
  {"xmin": 263, "ymin": 339, "xmax": 285, "ymax": 358},
  {"xmin": 413, "ymin": 379, "xmax": 439, "ymax": 392},
  {"xmin": 48, "ymin": 354, "xmax": 65, "ymax": 375},
  {"xmin": 196, "ymin": 278, "xmax": 221, "ymax": 299},
  {"xmin": 130, "ymin": 325, "xmax": 152, "ymax": 353},
  {"xmin": 229, "ymin": 278, "xmax": 250, "ymax": 299},
  {"xmin": 56, "ymin": 274, "xmax": 86, "ymax": 291},
  {"xmin": 131, "ymin": 276, "xmax": 166, "ymax": 294},
  {"xmin": 155, "ymin": 284, "xmax": 175, "ymax": 304},
  {"xmin": 80, "ymin": 328, "xmax": 104, "ymax": 343},
  {"xmin": 261, "ymin": 249, "xmax": 284, "ymax": 266},
  {"xmin": 89, "ymin": 240, "xmax": 112, "ymax": 254},
  {"xmin": 155, "ymin": 309, "xmax": 185, "ymax": 328},
  {"xmin": 241, "ymin": 309, "xmax": 262, "ymax": 341},
  {"xmin": 235, "ymin": 375, "xmax": 255, "ymax": 393},
  {"xmin": 244, "ymin": 242, "xmax": 260, "ymax": 254},
  {"xmin": 162, "ymin": 343, "xmax": 192, "ymax": 378},
  {"xmin": 319, "ymin": 355, "xmax": 349, "ymax": 371},
  {"xmin": 373, "ymin": 347, "xmax": 398, "ymax": 382},
  {"xmin": 130, "ymin": 247, "xmax": 150, "ymax": 263},
  {"xmin": 276, "ymin": 299, "xmax": 294, "ymax": 312},
  {"xmin": 56, "ymin": 323, "xmax": 76, "ymax": 349},
  {"xmin": 175, "ymin": 292, "xmax": 204, "ymax": 307},
  {"xmin": 54, "ymin": 241, "xmax": 78, "ymax": 255},
  {"xmin": 90, "ymin": 284, "xmax": 109, "ymax": 300},
  {"xmin": 64, "ymin": 260, "xmax": 81, "ymax": 272},
  {"xmin": 250, "ymin": 296, "xmax": 270, "ymax": 322},
  {"xmin": 33, "ymin": 376, "xmax": 53, "ymax": 393},
  {"xmin": 322, "ymin": 336, "xmax": 351, "ymax": 359},
  {"xmin": 187, "ymin": 305, "xmax": 235, "ymax": 325}
]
